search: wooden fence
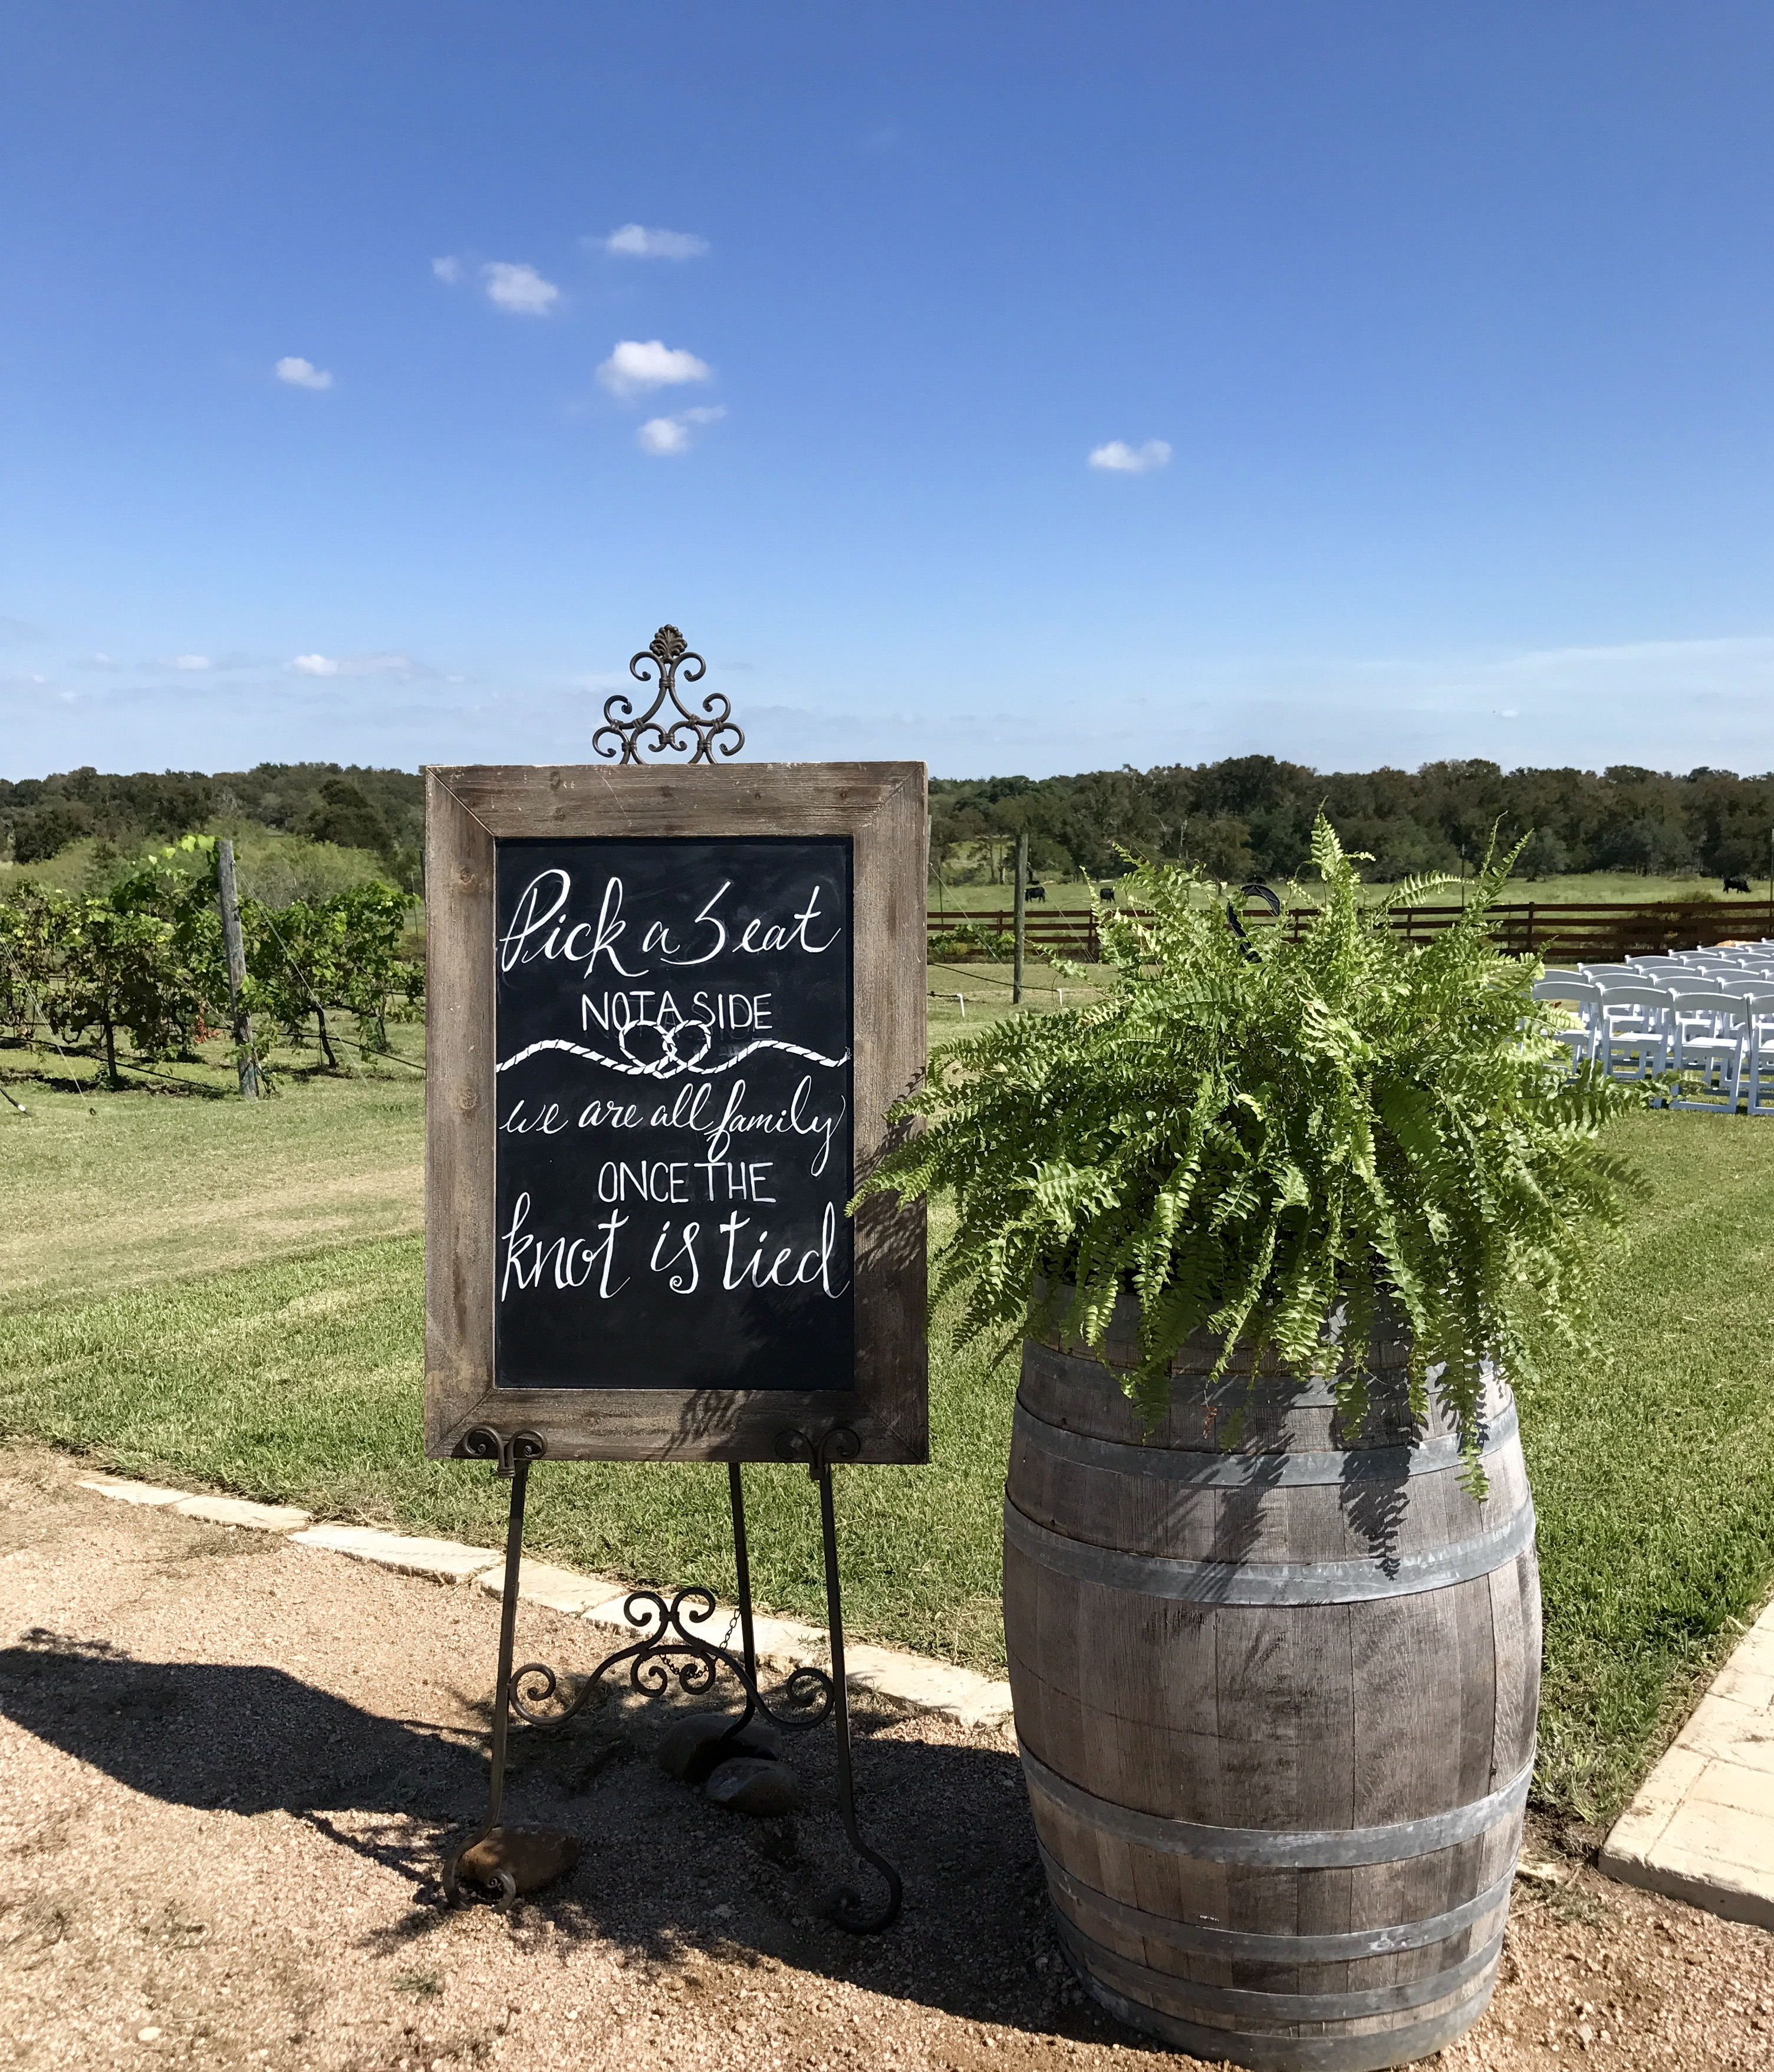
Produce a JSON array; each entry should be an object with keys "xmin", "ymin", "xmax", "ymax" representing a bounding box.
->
[{"xmin": 927, "ymin": 898, "xmax": 1774, "ymax": 966}]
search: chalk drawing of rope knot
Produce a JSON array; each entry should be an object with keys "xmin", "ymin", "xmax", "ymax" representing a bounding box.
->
[{"xmin": 614, "ymin": 1015, "xmax": 713, "ymax": 1079}]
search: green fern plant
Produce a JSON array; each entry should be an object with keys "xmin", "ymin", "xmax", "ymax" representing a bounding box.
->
[{"xmin": 858, "ymin": 814, "xmax": 1638, "ymax": 1479}]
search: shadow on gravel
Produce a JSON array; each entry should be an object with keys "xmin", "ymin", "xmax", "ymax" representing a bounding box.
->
[
  {"xmin": 1, "ymin": 1632, "xmax": 1074, "ymax": 2036},
  {"xmin": 0, "ymin": 1632, "xmax": 486, "ymax": 1887}
]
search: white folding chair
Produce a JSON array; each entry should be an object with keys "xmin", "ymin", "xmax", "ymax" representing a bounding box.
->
[
  {"xmin": 1741, "ymin": 989, "xmax": 1774, "ymax": 1117},
  {"xmin": 1664, "ymin": 978, "xmax": 1730, "ymax": 1046},
  {"xmin": 1594, "ymin": 985, "xmax": 1674, "ymax": 1092},
  {"xmin": 1531, "ymin": 976, "xmax": 1600, "ymax": 1069},
  {"xmin": 1667, "ymin": 993, "xmax": 1750, "ymax": 1113}
]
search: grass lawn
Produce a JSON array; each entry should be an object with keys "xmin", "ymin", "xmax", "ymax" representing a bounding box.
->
[{"xmin": 2, "ymin": 1042, "xmax": 1772, "ymax": 1825}]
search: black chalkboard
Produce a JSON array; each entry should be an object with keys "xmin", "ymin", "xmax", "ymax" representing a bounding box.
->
[{"xmin": 492, "ymin": 836, "xmax": 855, "ymax": 1392}]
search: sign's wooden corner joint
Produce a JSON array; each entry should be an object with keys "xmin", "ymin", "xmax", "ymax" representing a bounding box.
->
[{"xmin": 426, "ymin": 632, "xmax": 928, "ymax": 1929}]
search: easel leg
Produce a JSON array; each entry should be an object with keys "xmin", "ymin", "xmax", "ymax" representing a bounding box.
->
[
  {"xmin": 729, "ymin": 1460, "xmax": 757, "ymax": 1689},
  {"xmin": 443, "ymin": 1430, "xmax": 542, "ymax": 1903},
  {"xmin": 815, "ymin": 1456, "xmax": 904, "ymax": 1933}
]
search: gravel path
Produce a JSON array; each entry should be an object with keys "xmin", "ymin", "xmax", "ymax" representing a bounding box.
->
[{"xmin": 2, "ymin": 1441, "xmax": 1770, "ymax": 2071}]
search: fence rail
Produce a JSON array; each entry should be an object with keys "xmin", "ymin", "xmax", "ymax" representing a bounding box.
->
[{"xmin": 927, "ymin": 898, "xmax": 1774, "ymax": 965}]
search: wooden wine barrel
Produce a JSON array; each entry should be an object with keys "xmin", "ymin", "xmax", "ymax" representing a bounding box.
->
[{"xmin": 1005, "ymin": 1297, "xmax": 1539, "ymax": 2072}]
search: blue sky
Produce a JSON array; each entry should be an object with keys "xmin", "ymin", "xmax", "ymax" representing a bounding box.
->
[{"xmin": 4, "ymin": 2, "xmax": 1774, "ymax": 781}]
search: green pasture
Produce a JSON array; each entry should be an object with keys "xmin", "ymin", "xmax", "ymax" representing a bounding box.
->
[
  {"xmin": 928, "ymin": 867, "xmax": 1771, "ymax": 913},
  {"xmin": 1, "ymin": 1034, "xmax": 1772, "ymax": 1825}
]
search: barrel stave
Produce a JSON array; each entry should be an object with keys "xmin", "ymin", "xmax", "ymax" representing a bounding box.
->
[
  {"xmin": 1347, "ymin": 1583, "xmax": 1497, "ymax": 1823},
  {"xmin": 1487, "ymin": 1551, "xmax": 1542, "ymax": 1782}
]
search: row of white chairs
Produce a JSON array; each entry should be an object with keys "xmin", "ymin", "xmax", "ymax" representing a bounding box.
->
[{"xmin": 1533, "ymin": 940, "xmax": 1774, "ymax": 1115}]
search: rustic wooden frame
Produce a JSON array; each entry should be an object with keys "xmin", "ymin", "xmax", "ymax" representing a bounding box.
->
[{"xmin": 423, "ymin": 761, "xmax": 928, "ymax": 1464}]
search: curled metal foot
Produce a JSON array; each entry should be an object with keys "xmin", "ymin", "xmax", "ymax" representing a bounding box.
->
[{"xmin": 830, "ymin": 1841, "xmax": 904, "ymax": 1935}]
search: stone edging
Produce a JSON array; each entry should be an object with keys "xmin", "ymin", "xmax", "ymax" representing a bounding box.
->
[
  {"xmin": 75, "ymin": 1476, "xmax": 1015, "ymax": 1736},
  {"xmin": 1599, "ymin": 1594, "xmax": 1774, "ymax": 1930}
]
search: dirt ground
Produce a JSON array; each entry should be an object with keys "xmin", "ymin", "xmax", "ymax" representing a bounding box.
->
[{"xmin": 2, "ymin": 1442, "xmax": 1770, "ymax": 2072}]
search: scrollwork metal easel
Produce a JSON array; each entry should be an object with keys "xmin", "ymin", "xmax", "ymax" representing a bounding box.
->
[{"xmin": 442, "ymin": 632, "xmax": 901, "ymax": 1932}]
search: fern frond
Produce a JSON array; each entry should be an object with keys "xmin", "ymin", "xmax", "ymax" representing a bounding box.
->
[{"xmin": 853, "ymin": 815, "xmax": 1634, "ymax": 1430}]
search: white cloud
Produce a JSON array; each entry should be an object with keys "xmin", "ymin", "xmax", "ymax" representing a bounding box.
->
[
  {"xmin": 636, "ymin": 417, "xmax": 692, "ymax": 456},
  {"xmin": 1088, "ymin": 439, "xmax": 1171, "ymax": 474},
  {"xmin": 172, "ymin": 655, "xmax": 210, "ymax": 670},
  {"xmin": 275, "ymin": 356, "xmax": 333, "ymax": 391},
  {"xmin": 287, "ymin": 650, "xmax": 424, "ymax": 680},
  {"xmin": 482, "ymin": 261, "xmax": 559, "ymax": 315},
  {"xmin": 598, "ymin": 338, "xmax": 712, "ymax": 397},
  {"xmin": 636, "ymin": 406, "xmax": 726, "ymax": 456},
  {"xmin": 601, "ymin": 223, "xmax": 709, "ymax": 260},
  {"xmin": 432, "ymin": 255, "xmax": 463, "ymax": 284}
]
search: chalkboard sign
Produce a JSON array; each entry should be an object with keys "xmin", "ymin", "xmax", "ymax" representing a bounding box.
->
[
  {"xmin": 493, "ymin": 836, "xmax": 855, "ymax": 1393},
  {"xmin": 423, "ymin": 762, "xmax": 927, "ymax": 1463}
]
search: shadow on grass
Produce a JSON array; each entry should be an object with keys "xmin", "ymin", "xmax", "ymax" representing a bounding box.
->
[
  {"xmin": 0, "ymin": 1040, "xmax": 236, "ymax": 1100},
  {"xmin": 0, "ymin": 1036, "xmax": 414, "ymax": 1100},
  {"xmin": 0, "ymin": 1632, "xmax": 1079, "ymax": 2035}
]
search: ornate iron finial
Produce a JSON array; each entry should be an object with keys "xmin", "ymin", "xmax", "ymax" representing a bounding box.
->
[{"xmin": 593, "ymin": 624, "xmax": 743, "ymax": 764}]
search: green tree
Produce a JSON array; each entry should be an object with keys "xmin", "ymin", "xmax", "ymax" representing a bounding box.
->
[
  {"xmin": 48, "ymin": 851, "xmax": 225, "ymax": 1083},
  {"xmin": 243, "ymin": 881, "xmax": 420, "ymax": 1067},
  {"xmin": 303, "ymin": 778, "xmax": 394, "ymax": 859},
  {"xmin": 245, "ymin": 896, "xmax": 349, "ymax": 1067},
  {"xmin": 329, "ymin": 882, "xmax": 422, "ymax": 1048},
  {"xmin": 0, "ymin": 882, "xmax": 64, "ymax": 1038},
  {"xmin": 10, "ymin": 804, "xmax": 87, "ymax": 863}
]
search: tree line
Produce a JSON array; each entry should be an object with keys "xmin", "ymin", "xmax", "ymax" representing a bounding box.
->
[
  {"xmin": 6, "ymin": 754, "xmax": 1774, "ymax": 893},
  {"xmin": 0, "ymin": 838, "xmax": 421, "ymax": 1087},
  {"xmin": 933, "ymin": 757, "xmax": 1774, "ymax": 884},
  {"xmin": 0, "ymin": 762, "xmax": 425, "ymax": 887}
]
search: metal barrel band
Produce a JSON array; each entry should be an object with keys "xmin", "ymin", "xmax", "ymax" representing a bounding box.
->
[
  {"xmin": 1003, "ymin": 1492, "xmax": 1537, "ymax": 1606},
  {"xmin": 1020, "ymin": 1334, "xmax": 1426, "ymax": 1402},
  {"xmin": 1059, "ymin": 1934, "xmax": 1497, "ymax": 2072},
  {"xmin": 1054, "ymin": 1906, "xmax": 1506, "ymax": 2021},
  {"xmin": 1013, "ymin": 1399, "xmax": 1519, "ymax": 1489},
  {"xmin": 1038, "ymin": 1841, "xmax": 1518, "ymax": 1962},
  {"xmin": 1019, "ymin": 1739, "xmax": 1534, "ymax": 1867}
]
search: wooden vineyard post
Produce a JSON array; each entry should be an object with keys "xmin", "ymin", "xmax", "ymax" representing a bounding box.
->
[
  {"xmin": 215, "ymin": 839, "xmax": 258, "ymax": 1100},
  {"xmin": 1012, "ymin": 831, "xmax": 1028, "ymax": 1006}
]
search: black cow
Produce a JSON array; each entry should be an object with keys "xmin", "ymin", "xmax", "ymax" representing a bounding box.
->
[
  {"xmin": 1025, "ymin": 882, "xmax": 1046, "ymax": 902},
  {"xmin": 1099, "ymin": 884, "xmax": 1117, "ymax": 903},
  {"xmin": 1724, "ymin": 874, "xmax": 1752, "ymax": 894}
]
